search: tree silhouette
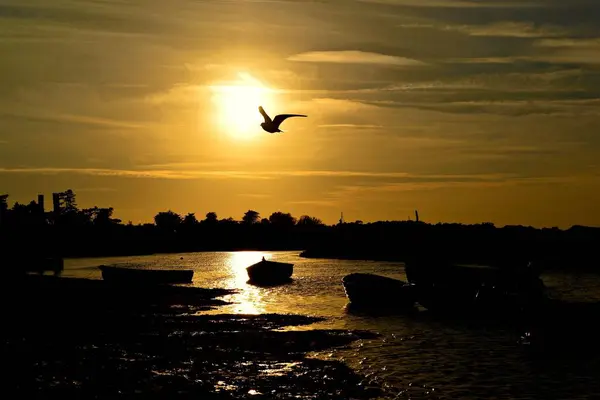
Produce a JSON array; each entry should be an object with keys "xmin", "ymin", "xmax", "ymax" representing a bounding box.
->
[
  {"xmin": 204, "ymin": 212, "xmax": 218, "ymax": 224},
  {"xmin": 242, "ymin": 210, "xmax": 260, "ymax": 225},
  {"xmin": 81, "ymin": 207, "xmax": 119, "ymax": 226},
  {"xmin": 60, "ymin": 189, "xmax": 78, "ymax": 214},
  {"xmin": 268, "ymin": 211, "xmax": 296, "ymax": 228},
  {"xmin": 154, "ymin": 210, "xmax": 182, "ymax": 231},
  {"xmin": 220, "ymin": 217, "xmax": 238, "ymax": 226},
  {"xmin": 183, "ymin": 213, "xmax": 199, "ymax": 226},
  {"xmin": 1, "ymin": 187, "xmax": 598, "ymax": 271},
  {"xmin": 297, "ymin": 215, "xmax": 323, "ymax": 226}
]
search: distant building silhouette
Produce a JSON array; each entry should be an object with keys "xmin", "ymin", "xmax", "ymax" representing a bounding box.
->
[
  {"xmin": 38, "ymin": 194, "xmax": 44, "ymax": 215},
  {"xmin": 0, "ymin": 194, "xmax": 8, "ymax": 226},
  {"xmin": 52, "ymin": 193, "xmax": 60, "ymax": 221}
]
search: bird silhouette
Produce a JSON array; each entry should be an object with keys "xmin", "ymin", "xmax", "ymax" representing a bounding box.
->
[{"xmin": 259, "ymin": 106, "xmax": 306, "ymax": 133}]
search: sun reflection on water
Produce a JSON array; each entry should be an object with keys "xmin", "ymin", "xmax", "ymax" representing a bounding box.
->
[{"xmin": 225, "ymin": 251, "xmax": 271, "ymax": 315}]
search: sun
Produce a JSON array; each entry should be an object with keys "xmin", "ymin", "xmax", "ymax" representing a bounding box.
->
[{"xmin": 209, "ymin": 73, "xmax": 273, "ymax": 140}]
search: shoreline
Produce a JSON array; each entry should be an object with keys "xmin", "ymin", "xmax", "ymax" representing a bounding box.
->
[{"xmin": 3, "ymin": 274, "xmax": 386, "ymax": 399}]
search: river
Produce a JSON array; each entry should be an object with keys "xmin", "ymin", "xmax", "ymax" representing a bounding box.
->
[{"xmin": 64, "ymin": 250, "xmax": 600, "ymax": 399}]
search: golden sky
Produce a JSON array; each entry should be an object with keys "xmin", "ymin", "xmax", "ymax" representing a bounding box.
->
[{"xmin": 1, "ymin": 0, "xmax": 599, "ymax": 227}]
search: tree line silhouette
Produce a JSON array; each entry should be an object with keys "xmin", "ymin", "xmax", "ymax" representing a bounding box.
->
[
  {"xmin": 0, "ymin": 190, "xmax": 328, "ymax": 258},
  {"xmin": 1, "ymin": 189, "xmax": 599, "ymax": 271}
]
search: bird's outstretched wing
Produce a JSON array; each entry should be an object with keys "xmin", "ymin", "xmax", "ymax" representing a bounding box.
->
[
  {"xmin": 258, "ymin": 106, "xmax": 271, "ymax": 123},
  {"xmin": 273, "ymin": 114, "xmax": 307, "ymax": 127}
]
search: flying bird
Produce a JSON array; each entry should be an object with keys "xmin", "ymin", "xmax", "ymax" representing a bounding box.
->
[{"xmin": 259, "ymin": 106, "xmax": 307, "ymax": 133}]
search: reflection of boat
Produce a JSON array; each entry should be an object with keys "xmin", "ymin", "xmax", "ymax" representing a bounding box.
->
[
  {"xmin": 342, "ymin": 273, "xmax": 417, "ymax": 309},
  {"xmin": 246, "ymin": 258, "xmax": 293, "ymax": 285},
  {"xmin": 98, "ymin": 265, "xmax": 194, "ymax": 284}
]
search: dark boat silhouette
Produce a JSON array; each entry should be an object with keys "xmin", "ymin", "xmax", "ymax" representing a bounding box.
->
[
  {"xmin": 246, "ymin": 258, "xmax": 293, "ymax": 285},
  {"xmin": 404, "ymin": 259, "xmax": 547, "ymax": 315},
  {"xmin": 98, "ymin": 265, "xmax": 194, "ymax": 284},
  {"xmin": 342, "ymin": 273, "xmax": 417, "ymax": 310},
  {"xmin": 3, "ymin": 256, "xmax": 64, "ymax": 276}
]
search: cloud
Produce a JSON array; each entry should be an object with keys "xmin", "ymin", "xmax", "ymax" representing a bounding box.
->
[
  {"xmin": 270, "ymin": 170, "xmax": 411, "ymax": 178},
  {"xmin": 289, "ymin": 200, "xmax": 338, "ymax": 207},
  {"xmin": 0, "ymin": 167, "xmax": 270, "ymax": 180},
  {"xmin": 2, "ymin": 111, "xmax": 149, "ymax": 130},
  {"xmin": 358, "ymin": 0, "xmax": 541, "ymax": 8},
  {"xmin": 442, "ymin": 56, "xmax": 531, "ymax": 64},
  {"xmin": 534, "ymin": 38, "xmax": 600, "ymax": 64},
  {"xmin": 287, "ymin": 51, "xmax": 426, "ymax": 66},
  {"xmin": 454, "ymin": 21, "xmax": 566, "ymax": 38},
  {"xmin": 74, "ymin": 187, "xmax": 118, "ymax": 193},
  {"xmin": 458, "ymin": 22, "xmax": 566, "ymax": 38},
  {"xmin": 326, "ymin": 175, "xmax": 597, "ymax": 198},
  {"xmin": 399, "ymin": 21, "xmax": 567, "ymax": 38},
  {"xmin": 135, "ymin": 161, "xmax": 236, "ymax": 169},
  {"xmin": 237, "ymin": 194, "xmax": 270, "ymax": 199},
  {"xmin": 318, "ymin": 124, "xmax": 384, "ymax": 129},
  {"xmin": 349, "ymin": 96, "xmax": 600, "ymax": 117},
  {"xmin": 0, "ymin": 166, "xmax": 515, "ymax": 182},
  {"xmin": 54, "ymin": 113, "xmax": 148, "ymax": 129},
  {"xmin": 537, "ymin": 38, "xmax": 600, "ymax": 48}
]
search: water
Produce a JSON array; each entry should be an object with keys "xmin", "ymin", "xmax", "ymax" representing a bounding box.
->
[{"xmin": 64, "ymin": 251, "xmax": 600, "ymax": 399}]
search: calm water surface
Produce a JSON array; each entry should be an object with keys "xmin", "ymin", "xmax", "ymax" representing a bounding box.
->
[{"xmin": 65, "ymin": 251, "xmax": 600, "ymax": 399}]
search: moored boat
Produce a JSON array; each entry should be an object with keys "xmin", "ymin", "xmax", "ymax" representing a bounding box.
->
[
  {"xmin": 3, "ymin": 256, "xmax": 64, "ymax": 276},
  {"xmin": 246, "ymin": 258, "xmax": 293, "ymax": 285},
  {"xmin": 404, "ymin": 258, "xmax": 547, "ymax": 315},
  {"xmin": 342, "ymin": 273, "xmax": 417, "ymax": 309},
  {"xmin": 98, "ymin": 265, "xmax": 194, "ymax": 284}
]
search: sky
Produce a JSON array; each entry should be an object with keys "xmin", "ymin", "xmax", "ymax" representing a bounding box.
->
[{"xmin": 1, "ymin": 0, "xmax": 599, "ymax": 228}]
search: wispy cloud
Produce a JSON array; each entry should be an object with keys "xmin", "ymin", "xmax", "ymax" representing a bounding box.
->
[
  {"xmin": 537, "ymin": 38, "xmax": 600, "ymax": 48},
  {"xmin": 270, "ymin": 170, "xmax": 413, "ymax": 178},
  {"xmin": 0, "ymin": 167, "xmax": 269, "ymax": 180},
  {"xmin": 354, "ymin": 97, "xmax": 600, "ymax": 117},
  {"xmin": 135, "ymin": 161, "xmax": 236, "ymax": 169},
  {"xmin": 56, "ymin": 113, "xmax": 147, "ymax": 129},
  {"xmin": 237, "ymin": 194, "xmax": 270, "ymax": 199},
  {"xmin": 398, "ymin": 21, "xmax": 566, "ymax": 38},
  {"xmin": 413, "ymin": 21, "xmax": 568, "ymax": 38},
  {"xmin": 318, "ymin": 124, "xmax": 384, "ymax": 129},
  {"xmin": 288, "ymin": 51, "xmax": 426, "ymax": 66},
  {"xmin": 74, "ymin": 187, "xmax": 118, "ymax": 193},
  {"xmin": 0, "ymin": 166, "xmax": 515, "ymax": 182},
  {"xmin": 327, "ymin": 175, "xmax": 597, "ymax": 198},
  {"xmin": 359, "ymin": 0, "xmax": 541, "ymax": 8},
  {"xmin": 3, "ymin": 111, "xmax": 147, "ymax": 130},
  {"xmin": 454, "ymin": 22, "xmax": 567, "ymax": 38},
  {"xmin": 289, "ymin": 200, "xmax": 338, "ymax": 207},
  {"xmin": 442, "ymin": 56, "xmax": 532, "ymax": 64},
  {"xmin": 534, "ymin": 38, "xmax": 600, "ymax": 64}
]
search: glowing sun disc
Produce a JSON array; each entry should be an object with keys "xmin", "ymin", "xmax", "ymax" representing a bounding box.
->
[{"xmin": 209, "ymin": 73, "xmax": 273, "ymax": 140}]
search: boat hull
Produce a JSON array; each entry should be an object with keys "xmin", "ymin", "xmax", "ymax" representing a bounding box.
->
[
  {"xmin": 342, "ymin": 273, "xmax": 417, "ymax": 309},
  {"xmin": 404, "ymin": 259, "xmax": 547, "ymax": 315},
  {"xmin": 98, "ymin": 265, "xmax": 194, "ymax": 285},
  {"xmin": 246, "ymin": 260, "xmax": 293, "ymax": 285},
  {"xmin": 3, "ymin": 256, "xmax": 64, "ymax": 276}
]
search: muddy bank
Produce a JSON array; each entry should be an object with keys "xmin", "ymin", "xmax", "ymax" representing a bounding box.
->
[
  {"xmin": 5, "ymin": 274, "xmax": 236, "ymax": 314},
  {"xmin": 2, "ymin": 275, "xmax": 384, "ymax": 399}
]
